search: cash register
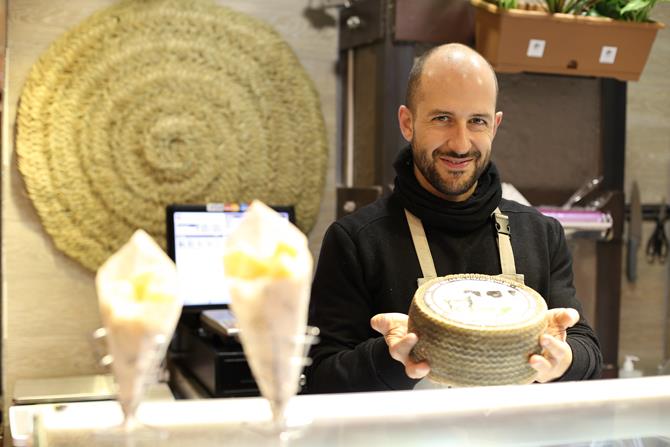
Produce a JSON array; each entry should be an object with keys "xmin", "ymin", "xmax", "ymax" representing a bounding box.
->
[{"xmin": 166, "ymin": 203, "xmax": 295, "ymax": 398}]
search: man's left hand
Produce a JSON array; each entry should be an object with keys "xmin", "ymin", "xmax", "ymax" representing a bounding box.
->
[{"xmin": 529, "ymin": 308, "xmax": 579, "ymax": 383}]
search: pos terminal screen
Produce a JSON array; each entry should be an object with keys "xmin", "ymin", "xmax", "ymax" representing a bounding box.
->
[{"xmin": 166, "ymin": 204, "xmax": 294, "ymax": 310}]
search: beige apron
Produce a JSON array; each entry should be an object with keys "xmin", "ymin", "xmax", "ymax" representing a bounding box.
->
[
  {"xmin": 405, "ymin": 208, "xmax": 524, "ymax": 389},
  {"xmin": 404, "ymin": 208, "xmax": 525, "ymax": 286}
]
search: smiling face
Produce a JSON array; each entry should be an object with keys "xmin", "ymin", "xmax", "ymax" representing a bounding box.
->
[{"xmin": 398, "ymin": 45, "xmax": 503, "ymax": 202}]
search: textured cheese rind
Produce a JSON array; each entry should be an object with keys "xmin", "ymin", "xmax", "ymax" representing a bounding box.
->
[{"xmin": 408, "ymin": 274, "xmax": 548, "ymax": 387}]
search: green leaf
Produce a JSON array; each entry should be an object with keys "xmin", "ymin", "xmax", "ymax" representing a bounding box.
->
[{"xmin": 621, "ymin": 0, "xmax": 654, "ymax": 13}]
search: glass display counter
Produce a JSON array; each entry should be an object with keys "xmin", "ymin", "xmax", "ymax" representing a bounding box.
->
[{"xmin": 10, "ymin": 375, "xmax": 670, "ymax": 447}]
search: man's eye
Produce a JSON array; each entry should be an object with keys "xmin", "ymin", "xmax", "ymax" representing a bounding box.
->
[
  {"xmin": 433, "ymin": 115, "xmax": 450, "ymax": 122},
  {"xmin": 470, "ymin": 118, "xmax": 488, "ymax": 126}
]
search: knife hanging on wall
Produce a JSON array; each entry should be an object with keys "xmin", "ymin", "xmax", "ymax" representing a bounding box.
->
[
  {"xmin": 646, "ymin": 197, "xmax": 668, "ymax": 264},
  {"xmin": 627, "ymin": 181, "xmax": 642, "ymax": 282}
]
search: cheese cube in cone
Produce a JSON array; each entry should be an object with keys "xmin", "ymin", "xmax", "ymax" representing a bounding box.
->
[
  {"xmin": 96, "ymin": 229, "xmax": 181, "ymax": 419},
  {"xmin": 223, "ymin": 201, "xmax": 313, "ymax": 420}
]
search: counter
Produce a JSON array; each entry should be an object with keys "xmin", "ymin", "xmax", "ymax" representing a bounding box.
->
[{"xmin": 10, "ymin": 375, "xmax": 670, "ymax": 446}]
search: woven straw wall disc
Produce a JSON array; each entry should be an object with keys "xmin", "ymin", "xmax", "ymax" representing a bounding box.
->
[
  {"xmin": 16, "ymin": 0, "xmax": 327, "ymax": 271},
  {"xmin": 408, "ymin": 274, "xmax": 548, "ymax": 387}
]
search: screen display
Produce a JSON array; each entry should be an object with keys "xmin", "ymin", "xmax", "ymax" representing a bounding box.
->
[{"xmin": 171, "ymin": 209, "xmax": 291, "ymax": 307}]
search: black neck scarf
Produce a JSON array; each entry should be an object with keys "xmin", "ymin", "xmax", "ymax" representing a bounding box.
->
[{"xmin": 393, "ymin": 146, "xmax": 502, "ymax": 232}]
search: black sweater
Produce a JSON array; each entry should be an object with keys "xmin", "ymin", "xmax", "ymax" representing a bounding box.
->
[{"xmin": 306, "ymin": 193, "xmax": 602, "ymax": 393}]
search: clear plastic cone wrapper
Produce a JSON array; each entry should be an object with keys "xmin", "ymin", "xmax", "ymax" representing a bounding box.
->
[
  {"xmin": 223, "ymin": 201, "xmax": 313, "ymax": 420},
  {"xmin": 96, "ymin": 229, "xmax": 182, "ymax": 419}
]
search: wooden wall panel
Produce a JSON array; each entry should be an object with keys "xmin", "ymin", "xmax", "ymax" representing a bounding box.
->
[{"xmin": 492, "ymin": 73, "xmax": 601, "ymax": 206}]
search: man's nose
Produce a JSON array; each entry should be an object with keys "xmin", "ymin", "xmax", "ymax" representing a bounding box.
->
[{"xmin": 446, "ymin": 124, "xmax": 470, "ymax": 153}]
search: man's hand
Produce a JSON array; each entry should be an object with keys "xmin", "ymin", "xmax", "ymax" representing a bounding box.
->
[
  {"xmin": 530, "ymin": 308, "xmax": 580, "ymax": 383},
  {"xmin": 371, "ymin": 313, "xmax": 430, "ymax": 379}
]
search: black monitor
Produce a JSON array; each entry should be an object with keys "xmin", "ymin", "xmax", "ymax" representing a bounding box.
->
[{"xmin": 166, "ymin": 203, "xmax": 295, "ymax": 312}]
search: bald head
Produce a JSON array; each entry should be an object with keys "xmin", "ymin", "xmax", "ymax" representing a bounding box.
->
[{"xmin": 405, "ymin": 44, "xmax": 499, "ymax": 114}]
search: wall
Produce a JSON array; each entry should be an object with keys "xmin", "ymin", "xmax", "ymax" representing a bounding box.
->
[
  {"xmin": 0, "ymin": 0, "xmax": 337, "ymax": 432},
  {"xmin": 620, "ymin": 3, "xmax": 670, "ymax": 374}
]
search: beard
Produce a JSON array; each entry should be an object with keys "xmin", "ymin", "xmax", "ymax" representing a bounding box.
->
[{"xmin": 413, "ymin": 146, "xmax": 489, "ymax": 198}]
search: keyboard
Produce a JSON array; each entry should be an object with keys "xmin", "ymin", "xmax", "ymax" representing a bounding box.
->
[{"xmin": 200, "ymin": 309, "xmax": 239, "ymax": 337}]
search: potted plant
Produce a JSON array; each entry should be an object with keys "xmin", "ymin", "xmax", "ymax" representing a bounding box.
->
[{"xmin": 471, "ymin": 0, "xmax": 665, "ymax": 80}]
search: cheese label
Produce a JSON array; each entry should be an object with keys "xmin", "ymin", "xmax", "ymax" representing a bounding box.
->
[{"xmin": 422, "ymin": 277, "xmax": 540, "ymax": 326}]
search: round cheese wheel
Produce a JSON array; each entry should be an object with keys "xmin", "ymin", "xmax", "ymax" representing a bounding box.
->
[{"xmin": 408, "ymin": 273, "xmax": 548, "ymax": 387}]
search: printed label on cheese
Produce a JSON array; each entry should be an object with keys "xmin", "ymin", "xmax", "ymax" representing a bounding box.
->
[{"xmin": 422, "ymin": 278, "xmax": 540, "ymax": 326}]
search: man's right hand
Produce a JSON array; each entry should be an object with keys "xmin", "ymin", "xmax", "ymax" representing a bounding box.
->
[{"xmin": 371, "ymin": 313, "xmax": 431, "ymax": 379}]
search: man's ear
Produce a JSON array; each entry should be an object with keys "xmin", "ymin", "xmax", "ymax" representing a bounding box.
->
[
  {"xmin": 492, "ymin": 111, "xmax": 503, "ymax": 139},
  {"xmin": 398, "ymin": 105, "xmax": 413, "ymax": 142}
]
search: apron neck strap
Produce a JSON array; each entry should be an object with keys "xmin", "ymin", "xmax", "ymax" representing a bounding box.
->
[
  {"xmin": 405, "ymin": 208, "xmax": 524, "ymax": 287},
  {"xmin": 493, "ymin": 207, "xmax": 524, "ymax": 284},
  {"xmin": 404, "ymin": 209, "xmax": 437, "ymax": 286}
]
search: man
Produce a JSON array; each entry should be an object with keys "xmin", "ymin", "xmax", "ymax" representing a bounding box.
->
[{"xmin": 305, "ymin": 43, "xmax": 602, "ymax": 393}]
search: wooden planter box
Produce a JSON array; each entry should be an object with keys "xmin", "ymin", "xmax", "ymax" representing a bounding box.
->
[{"xmin": 471, "ymin": 0, "xmax": 664, "ymax": 81}]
